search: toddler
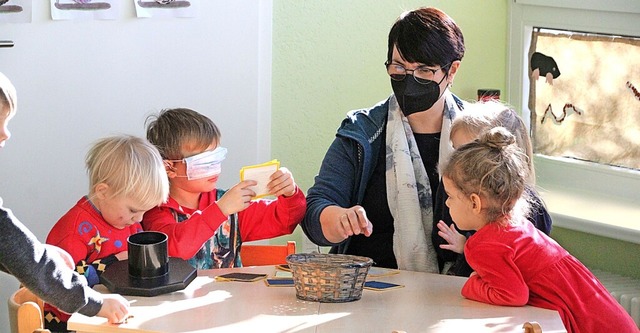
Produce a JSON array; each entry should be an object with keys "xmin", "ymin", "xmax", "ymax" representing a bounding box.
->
[
  {"xmin": 143, "ymin": 108, "xmax": 306, "ymax": 269},
  {"xmin": 434, "ymin": 101, "xmax": 552, "ymax": 276},
  {"xmin": 45, "ymin": 135, "xmax": 169, "ymax": 332},
  {"xmin": 441, "ymin": 127, "xmax": 637, "ymax": 333},
  {"xmin": 0, "ymin": 71, "xmax": 131, "ymax": 328}
]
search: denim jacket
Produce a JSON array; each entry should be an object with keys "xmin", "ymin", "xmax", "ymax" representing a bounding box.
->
[{"xmin": 302, "ymin": 93, "xmax": 463, "ymax": 254}]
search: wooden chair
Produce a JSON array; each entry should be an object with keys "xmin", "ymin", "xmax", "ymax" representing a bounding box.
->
[
  {"xmin": 7, "ymin": 287, "xmax": 50, "ymax": 333},
  {"xmin": 241, "ymin": 241, "xmax": 296, "ymax": 266}
]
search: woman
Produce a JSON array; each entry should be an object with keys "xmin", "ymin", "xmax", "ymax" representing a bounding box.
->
[{"xmin": 301, "ymin": 7, "xmax": 465, "ymax": 272}]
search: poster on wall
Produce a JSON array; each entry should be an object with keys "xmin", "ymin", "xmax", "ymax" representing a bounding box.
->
[
  {"xmin": 51, "ymin": 0, "xmax": 119, "ymax": 20},
  {"xmin": 134, "ymin": 0, "xmax": 198, "ymax": 18},
  {"xmin": 0, "ymin": 0, "xmax": 32, "ymax": 23}
]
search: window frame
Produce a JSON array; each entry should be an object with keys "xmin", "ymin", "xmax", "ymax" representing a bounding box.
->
[{"xmin": 507, "ymin": 0, "xmax": 640, "ymax": 244}]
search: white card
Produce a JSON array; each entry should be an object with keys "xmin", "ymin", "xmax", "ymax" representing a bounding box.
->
[{"xmin": 240, "ymin": 160, "xmax": 280, "ymax": 199}]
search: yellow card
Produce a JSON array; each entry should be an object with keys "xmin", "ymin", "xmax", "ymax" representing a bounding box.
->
[{"xmin": 240, "ymin": 159, "xmax": 280, "ymax": 199}]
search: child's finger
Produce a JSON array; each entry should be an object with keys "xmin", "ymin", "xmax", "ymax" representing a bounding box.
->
[
  {"xmin": 239, "ymin": 180, "xmax": 258, "ymax": 188},
  {"xmin": 242, "ymin": 188, "xmax": 256, "ymax": 200},
  {"xmin": 268, "ymin": 172, "xmax": 290, "ymax": 187},
  {"xmin": 269, "ymin": 169, "xmax": 284, "ymax": 180}
]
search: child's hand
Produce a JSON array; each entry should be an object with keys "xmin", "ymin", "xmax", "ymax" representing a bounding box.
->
[
  {"xmin": 115, "ymin": 251, "xmax": 128, "ymax": 261},
  {"xmin": 217, "ymin": 180, "xmax": 257, "ymax": 216},
  {"xmin": 97, "ymin": 294, "xmax": 130, "ymax": 324},
  {"xmin": 267, "ymin": 167, "xmax": 297, "ymax": 197},
  {"xmin": 437, "ymin": 220, "xmax": 466, "ymax": 254}
]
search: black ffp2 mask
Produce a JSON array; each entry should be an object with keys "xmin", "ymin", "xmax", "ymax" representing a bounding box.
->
[{"xmin": 391, "ymin": 74, "xmax": 447, "ymax": 117}]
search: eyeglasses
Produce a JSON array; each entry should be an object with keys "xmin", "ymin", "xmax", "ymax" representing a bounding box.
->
[{"xmin": 385, "ymin": 61, "xmax": 450, "ymax": 84}]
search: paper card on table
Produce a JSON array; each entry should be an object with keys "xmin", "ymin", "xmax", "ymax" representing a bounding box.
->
[
  {"xmin": 275, "ymin": 264, "xmax": 291, "ymax": 272},
  {"xmin": 367, "ymin": 267, "xmax": 401, "ymax": 278},
  {"xmin": 264, "ymin": 278, "xmax": 294, "ymax": 287},
  {"xmin": 363, "ymin": 281, "xmax": 404, "ymax": 291},
  {"xmin": 240, "ymin": 159, "xmax": 280, "ymax": 199},
  {"xmin": 274, "ymin": 270, "xmax": 293, "ymax": 278},
  {"xmin": 215, "ymin": 272, "xmax": 267, "ymax": 282}
]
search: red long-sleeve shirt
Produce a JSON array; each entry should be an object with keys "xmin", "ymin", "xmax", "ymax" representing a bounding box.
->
[
  {"xmin": 462, "ymin": 222, "xmax": 638, "ymax": 333},
  {"xmin": 142, "ymin": 187, "xmax": 306, "ymax": 260}
]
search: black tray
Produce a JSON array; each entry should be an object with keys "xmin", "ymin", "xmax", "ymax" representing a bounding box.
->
[{"xmin": 100, "ymin": 257, "xmax": 196, "ymax": 297}]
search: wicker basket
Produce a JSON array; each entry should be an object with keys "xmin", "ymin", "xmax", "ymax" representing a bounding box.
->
[{"xmin": 286, "ymin": 253, "xmax": 373, "ymax": 303}]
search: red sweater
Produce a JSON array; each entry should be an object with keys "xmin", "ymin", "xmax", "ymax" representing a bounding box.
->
[
  {"xmin": 142, "ymin": 187, "xmax": 306, "ymax": 260},
  {"xmin": 46, "ymin": 196, "xmax": 142, "ymax": 267},
  {"xmin": 45, "ymin": 196, "xmax": 142, "ymax": 328},
  {"xmin": 462, "ymin": 222, "xmax": 637, "ymax": 333}
]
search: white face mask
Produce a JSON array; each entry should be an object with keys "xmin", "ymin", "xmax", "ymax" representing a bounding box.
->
[{"xmin": 181, "ymin": 147, "xmax": 227, "ymax": 180}]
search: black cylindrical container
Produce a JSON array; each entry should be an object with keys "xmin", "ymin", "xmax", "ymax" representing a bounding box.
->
[{"xmin": 128, "ymin": 231, "xmax": 169, "ymax": 279}]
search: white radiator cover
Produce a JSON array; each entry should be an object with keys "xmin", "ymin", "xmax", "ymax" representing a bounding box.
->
[{"xmin": 591, "ymin": 269, "xmax": 640, "ymax": 329}]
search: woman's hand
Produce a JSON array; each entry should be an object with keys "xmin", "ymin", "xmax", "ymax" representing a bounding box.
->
[{"xmin": 320, "ymin": 205, "xmax": 373, "ymax": 243}]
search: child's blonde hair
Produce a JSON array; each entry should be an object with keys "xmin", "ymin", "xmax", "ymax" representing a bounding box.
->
[
  {"xmin": 442, "ymin": 127, "xmax": 530, "ymax": 224},
  {"xmin": 145, "ymin": 108, "xmax": 221, "ymax": 160},
  {"xmin": 450, "ymin": 100, "xmax": 535, "ymax": 183},
  {"xmin": 86, "ymin": 135, "xmax": 169, "ymax": 208},
  {"xmin": 0, "ymin": 72, "xmax": 17, "ymax": 114}
]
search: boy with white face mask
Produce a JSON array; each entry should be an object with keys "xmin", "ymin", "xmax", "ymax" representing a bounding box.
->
[{"xmin": 143, "ymin": 108, "xmax": 306, "ymax": 269}]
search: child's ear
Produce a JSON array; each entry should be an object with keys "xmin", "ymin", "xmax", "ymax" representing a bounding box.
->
[
  {"xmin": 164, "ymin": 160, "xmax": 178, "ymax": 178},
  {"xmin": 94, "ymin": 183, "xmax": 110, "ymax": 200},
  {"xmin": 469, "ymin": 193, "xmax": 482, "ymax": 214}
]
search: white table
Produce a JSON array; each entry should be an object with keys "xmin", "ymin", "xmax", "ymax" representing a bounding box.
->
[{"xmin": 69, "ymin": 266, "xmax": 566, "ymax": 333}]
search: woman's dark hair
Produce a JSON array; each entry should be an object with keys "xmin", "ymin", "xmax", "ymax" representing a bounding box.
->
[{"xmin": 387, "ymin": 7, "xmax": 465, "ymax": 68}]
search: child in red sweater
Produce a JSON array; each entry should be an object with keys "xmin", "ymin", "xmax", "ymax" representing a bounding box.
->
[
  {"xmin": 440, "ymin": 127, "xmax": 638, "ymax": 333},
  {"xmin": 2, "ymin": 71, "xmax": 130, "ymax": 329},
  {"xmin": 45, "ymin": 135, "xmax": 169, "ymax": 332},
  {"xmin": 142, "ymin": 108, "xmax": 305, "ymax": 269}
]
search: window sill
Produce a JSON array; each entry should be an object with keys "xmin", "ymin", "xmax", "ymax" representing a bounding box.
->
[
  {"xmin": 534, "ymin": 155, "xmax": 640, "ymax": 245},
  {"xmin": 537, "ymin": 186, "xmax": 640, "ymax": 244}
]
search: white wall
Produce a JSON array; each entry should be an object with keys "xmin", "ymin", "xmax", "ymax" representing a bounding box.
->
[{"xmin": 0, "ymin": 2, "xmax": 272, "ymax": 331}]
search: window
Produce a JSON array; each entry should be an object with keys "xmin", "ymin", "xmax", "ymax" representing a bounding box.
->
[
  {"xmin": 529, "ymin": 28, "xmax": 640, "ymax": 170},
  {"xmin": 508, "ymin": 0, "xmax": 640, "ymax": 244}
]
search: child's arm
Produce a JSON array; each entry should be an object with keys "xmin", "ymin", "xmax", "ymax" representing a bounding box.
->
[
  {"xmin": 0, "ymin": 206, "xmax": 104, "ymax": 317},
  {"xmin": 237, "ymin": 183, "xmax": 307, "ymax": 242},
  {"xmin": 142, "ymin": 201, "xmax": 230, "ymax": 260},
  {"xmin": 461, "ymin": 242, "xmax": 529, "ymax": 306},
  {"xmin": 46, "ymin": 220, "xmax": 106, "ymax": 286}
]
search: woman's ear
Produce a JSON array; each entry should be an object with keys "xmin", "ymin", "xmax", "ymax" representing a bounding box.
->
[
  {"xmin": 94, "ymin": 183, "xmax": 110, "ymax": 200},
  {"xmin": 469, "ymin": 193, "xmax": 482, "ymax": 214},
  {"xmin": 447, "ymin": 60, "xmax": 461, "ymax": 84}
]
